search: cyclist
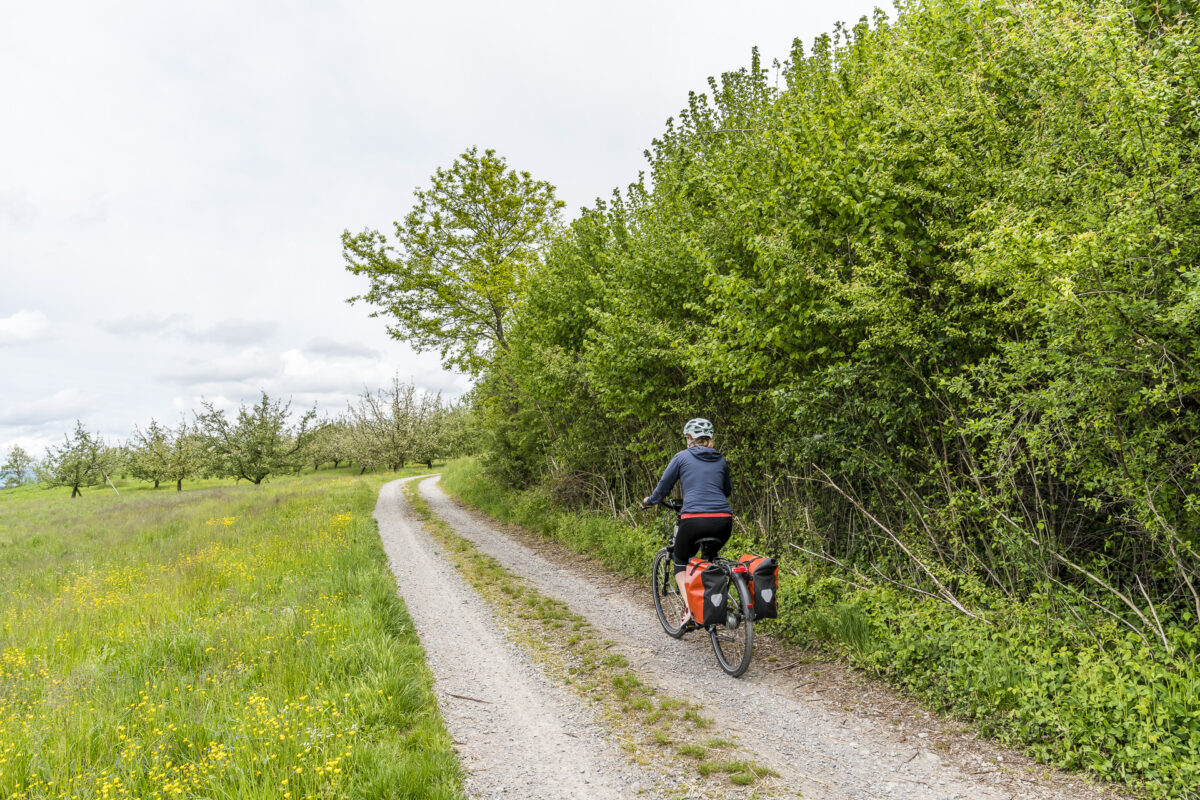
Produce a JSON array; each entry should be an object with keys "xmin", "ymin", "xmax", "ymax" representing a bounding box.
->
[{"xmin": 643, "ymin": 417, "xmax": 733, "ymax": 625}]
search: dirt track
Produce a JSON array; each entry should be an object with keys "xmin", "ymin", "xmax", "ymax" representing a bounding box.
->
[
  {"xmin": 373, "ymin": 477, "xmax": 652, "ymax": 799},
  {"xmin": 375, "ymin": 476, "xmax": 1124, "ymax": 800}
]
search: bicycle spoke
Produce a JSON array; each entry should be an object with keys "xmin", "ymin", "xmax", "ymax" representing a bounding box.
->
[
  {"xmin": 651, "ymin": 548, "xmax": 687, "ymax": 639},
  {"xmin": 710, "ymin": 572, "xmax": 753, "ymax": 677}
]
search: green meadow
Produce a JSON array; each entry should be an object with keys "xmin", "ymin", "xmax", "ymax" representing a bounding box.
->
[{"xmin": 0, "ymin": 468, "xmax": 461, "ymax": 800}]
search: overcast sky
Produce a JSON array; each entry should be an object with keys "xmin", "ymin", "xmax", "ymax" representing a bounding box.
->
[{"xmin": 1, "ymin": 0, "xmax": 882, "ymax": 455}]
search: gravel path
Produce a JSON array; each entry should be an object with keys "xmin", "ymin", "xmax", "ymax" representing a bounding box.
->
[
  {"xmin": 373, "ymin": 477, "xmax": 659, "ymax": 799},
  {"xmin": 416, "ymin": 476, "xmax": 1127, "ymax": 800}
]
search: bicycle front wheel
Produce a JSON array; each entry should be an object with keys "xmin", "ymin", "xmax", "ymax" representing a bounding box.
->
[
  {"xmin": 710, "ymin": 573, "xmax": 754, "ymax": 677},
  {"xmin": 651, "ymin": 548, "xmax": 687, "ymax": 639}
]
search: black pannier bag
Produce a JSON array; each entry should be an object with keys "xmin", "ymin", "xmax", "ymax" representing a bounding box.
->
[
  {"xmin": 739, "ymin": 554, "xmax": 779, "ymax": 619},
  {"xmin": 685, "ymin": 557, "xmax": 730, "ymax": 626}
]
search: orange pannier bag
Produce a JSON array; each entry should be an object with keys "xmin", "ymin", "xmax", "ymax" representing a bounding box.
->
[
  {"xmin": 684, "ymin": 557, "xmax": 730, "ymax": 626},
  {"xmin": 739, "ymin": 553, "xmax": 779, "ymax": 619}
]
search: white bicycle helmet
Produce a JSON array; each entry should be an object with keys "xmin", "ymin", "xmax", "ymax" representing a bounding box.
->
[{"xmin": 682, "ymin": 418, "xmax": 714, "ymax": 439}]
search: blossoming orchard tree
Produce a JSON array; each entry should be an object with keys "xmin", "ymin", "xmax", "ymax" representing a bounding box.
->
[
  {"xmin": 129, "ymin": 418, "xmax": 204, "ymax": 491},
  {"xmin": 38, "ymin": 421, "xmax": 116, "ymax": 498},
  {"xmin": 195, "ymin": 393, "xmax": 316, "ymax": 485}
]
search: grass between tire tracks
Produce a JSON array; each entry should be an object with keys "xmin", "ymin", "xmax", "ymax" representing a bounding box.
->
[
  {"xmin": 402, "ymin": 479, "xmax": 780, "ymax": 793},
  {"xmin": 0, "ymin": 467, "xmax": 464, "ymax": 800}
]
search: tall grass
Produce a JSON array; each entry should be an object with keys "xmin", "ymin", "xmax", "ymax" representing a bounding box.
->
[{"xmin": 0, "ymin": 467, "xmax": 462, "ymax": 800}]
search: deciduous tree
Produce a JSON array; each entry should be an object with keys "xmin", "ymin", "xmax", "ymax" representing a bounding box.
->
[
  {"xmin": 345, "ymin": 376, "xmax": 418, "ymax": 472},
  {"xmin": 39, "ymin": 421, "xmax": 114, "ymax": 498},
  {"xmin": 343, "ymin": 147, "xmax": 564, "ymax": 375},
  {"xmin": 196, "ymin": 394, "xmax": 315, "ymax": 485},
  {"xmin": 128, "ymin": 419, "xmax": 171, "ymax": 489},
  {"xmin": 304, "ymin": 416, "xmax": 353, "ymax": 471},
  {"xmin": 2, "ymin": 445, "xmax": 35, "ymax": 489}
]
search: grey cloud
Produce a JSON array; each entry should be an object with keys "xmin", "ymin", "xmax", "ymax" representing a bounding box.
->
[
  {"xmin": 0, "ymin": 388, "xmax": 92, "ymax": 426},
  {"xmin": 69, "ymin": 192, "xmax": 110, "ymax": 226},
  {"xmin": 305, "ymin": 337, "xmax": 379, "ymax": 359},
  {"xmin": 102, "ymin": 312, "xmax": 193, "ymax": 336},
  {"xmin": 157, "ymin": 350, "xmax": 282, "ymax": 385},
  {"xmin": 195, "ymin": 319, "xmax": 277, "ymax": 345},
  {"xmin": 0, "ymin": 190, "xmax": 37, "ymax": 228},
  {"xmin": 102, "ymin": 314, "xmax": 276, "ymax": 344}
]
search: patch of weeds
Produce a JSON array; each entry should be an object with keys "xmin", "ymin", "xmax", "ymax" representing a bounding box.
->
[
  {"xmin": 704, "ymin": 737, "xmax": 735, "ymax": 749},
  {"xmin": 676, "ymin": 744, "xmax": 708, "ymax": 759},
  {"xmin": 697, "ymin": 759, "xmax": 779, "ymax": 785}
]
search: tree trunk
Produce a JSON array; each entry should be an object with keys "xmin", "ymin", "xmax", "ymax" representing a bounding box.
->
[
  {"xmin": 176, "ymin": 479, "xmax": 183, "ymax": 492},
  {"xmin": 71, "ymin": 485, "xmax": 81, "ymax": 498},
  {"xmin": 154, "ymin": 479, "xmax": 160, "ymax": 489}
]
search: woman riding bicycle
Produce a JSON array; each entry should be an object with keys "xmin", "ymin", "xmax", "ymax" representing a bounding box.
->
[{"xmin": 643, "ymin": 417, "xmax": 733, "ymax": 625}]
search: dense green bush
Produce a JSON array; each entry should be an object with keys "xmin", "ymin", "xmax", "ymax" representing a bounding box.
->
[
  {"xmin": 478, "ymin": 0, "xmax": 1200, "ymax": 658},
  {"xmin": 453, "ymin": 0, "xmax": 1200, "ymax": 793}
]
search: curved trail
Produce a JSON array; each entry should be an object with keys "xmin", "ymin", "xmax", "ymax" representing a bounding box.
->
[
  {"xmin": 373, "ymin": 477, "xmax": 655, "ymax": 799},
  {"xmin": 413, "ymin": 476, "xmax": 1123, "ymax": 800}
]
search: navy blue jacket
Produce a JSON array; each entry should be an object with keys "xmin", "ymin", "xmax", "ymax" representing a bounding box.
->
[{"xmin": 646, "ymin": 446, "xmax": 732, "ymax": 514}]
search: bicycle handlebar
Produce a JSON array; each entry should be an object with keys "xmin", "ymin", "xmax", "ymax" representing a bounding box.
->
[{"xmin": 641, "ymin": 498, "xmax": 683, "ymax": 514}]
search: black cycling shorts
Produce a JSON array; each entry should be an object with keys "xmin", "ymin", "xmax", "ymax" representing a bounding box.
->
[{"xmin": 672, "ymin": 515, "xmax": 733, "ymax": 574}]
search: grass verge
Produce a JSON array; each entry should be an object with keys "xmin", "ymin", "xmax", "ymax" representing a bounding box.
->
[
  {"xmin": 0, "ymin": 467, "xmax": 463, "ymax": 800},
  {"xmin": 401, "ymin": 479, "xmax": 779, "ymax": 793}
]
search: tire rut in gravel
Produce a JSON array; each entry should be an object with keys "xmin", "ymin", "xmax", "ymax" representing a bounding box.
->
[
  {"xmin": 373, "ymin": 477, "xmax": 655, "ymax": 800},
  {"xmin": 418, "ymin": 475, "xmax": 1127, "ymax": 800}
]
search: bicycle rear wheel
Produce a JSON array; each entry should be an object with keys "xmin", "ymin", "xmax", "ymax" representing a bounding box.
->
[
  {"xmin": 652, "ymin": 548, "xmax": 687, "ymax": 639},
  {"xmin": 710, "ymin": 573, "xmax": 753, "ymax": 676}
]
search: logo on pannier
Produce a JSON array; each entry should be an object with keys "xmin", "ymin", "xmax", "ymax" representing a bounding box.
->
[
  {"xmin": 761, "ymin": 589, "xmax": 773, "ymax": 602},
  {"xmin": 711, "ymin": 594, "xmax": 723, "ymax": 606}
]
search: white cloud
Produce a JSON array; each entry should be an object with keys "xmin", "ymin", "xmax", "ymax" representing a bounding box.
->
[
  {"xmin": 306, "ymin": 337, "xmax": 379, "ymax": 359},
  {"xmin": 0, "ymin": 189, "xmax": 37, "ymax": 228},
  {"xmin": 277, "ymin": 348, "xmax": 394, "ymax": 394},
  {"xmin": 0, "ymin": 388, "xmax": 92, "ymax": 426},
  {"xmin": 150, "ymin": 348, "xmax": 468, "ymax": 416},
  {"xmin": 157, "ymin": 347, "xmax": 282, "ymax": 385},
  {"xmin": 0, "ymin": 310, "xmax": 50, "ymax": 345},
  {"xmin": 101, "ymin": 313, "xmax": 276, "ymax": 344},
  {"xmin": 195, "ymin": 319, "xmax": 277, "ymax": 345},
  {"xmin": 102, "ymin": 312, "xmax": 191, "ymax": 336},
  {"xmin": 278, "ymin": 349, "xmax": 469, "ymax": 397}
]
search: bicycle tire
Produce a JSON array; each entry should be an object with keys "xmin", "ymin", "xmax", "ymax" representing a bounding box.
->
[
  {"xmin": 710, "ymin": 572, "xmax": 753, "ymax": 677},
  {"xmin": 651, "ymin": 547, "xmax": 687, "ymax": 639}
]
